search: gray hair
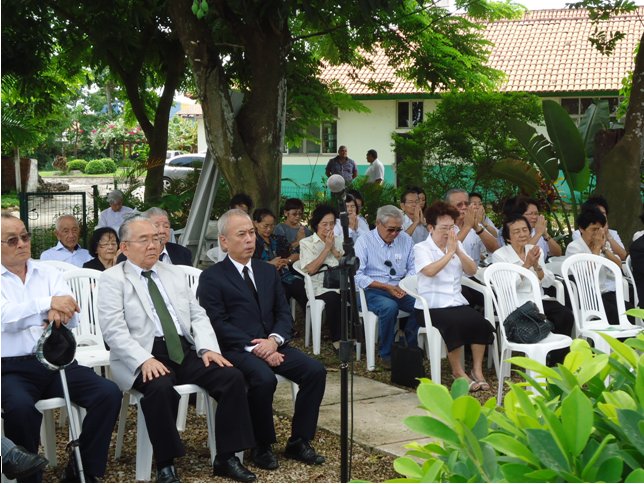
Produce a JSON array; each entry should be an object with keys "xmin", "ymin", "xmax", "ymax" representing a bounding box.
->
[
  {"xmin": 218, "ymin": 208, "xmax": 251, "ymax": 237},
  {"xmin": 444, "ymin": 188, "xmax": 468, "ymax": 203},
  {"xmin": 119, "ymin": 214, "xmax": 153, "ymax": 241},
  {"xmin": 107, "ymin": 189, "xmax": 124, "ymax": 204},
  {"xmin": 55, "ymin": 214, "xmax": 79, "ymax": 231},
  {"xmin": 142, "ymin": 207, "xmax": 169, "ymax": 220},
  {"xmin": 376, "ymin": 205, "xmax": 403, "ymax": 225}
]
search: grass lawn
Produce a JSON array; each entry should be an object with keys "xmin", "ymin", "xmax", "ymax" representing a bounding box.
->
[{"xmin": 40, "ymin": 168, "xmax": 134, "ymax": 178}]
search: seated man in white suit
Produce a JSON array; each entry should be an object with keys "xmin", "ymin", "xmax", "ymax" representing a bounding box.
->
[{"xmin": 97, "ymin": 215, "xmax": 256, "ymax": 483}]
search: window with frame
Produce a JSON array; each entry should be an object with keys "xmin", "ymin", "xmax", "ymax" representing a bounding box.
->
[
  {"xmin": 560, "ymin": 97, "xmax": 619, "ymax": 125},
  {"xmin": 285, "ymin": 121, "xmax": 337, "ymax": 154},
  {"xmin": 397, "ymin": 101, "xmax": 424, "ymax": 128}
]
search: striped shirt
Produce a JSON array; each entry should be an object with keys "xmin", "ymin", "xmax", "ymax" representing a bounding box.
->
[{"xmin": 354, "ymin": 228, "xmax": 415, "ymax": 289}]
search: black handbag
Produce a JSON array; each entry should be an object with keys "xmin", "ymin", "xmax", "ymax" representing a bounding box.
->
[
  {"xmin": 391, "ymin": 330, "xmax": 425, "ymax": 388},
  {"xmin": 503, "ymin": 301, "xmax": 554, "ymax": 344},
  {"xmin": 320, "ymin": 264, "xmax": 341, "ymax": 289}
]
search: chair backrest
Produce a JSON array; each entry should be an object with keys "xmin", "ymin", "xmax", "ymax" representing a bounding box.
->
[
  {"xmin": 398, "ymin": 275, "xmax": 418, "ymax": 298},
  {"xmin": 174, "ymin": 265, "xmax": 203, "ymax": 297},
  {"xmin": 624, "ymin": 255, "xmax": 639, "ymax": 308},
  {"xmin": 39, "ymin": 260, "xmax": 78, "ymax": 272},
  {"xmin": 483, "ymin": 263, "xmax": 544, "ymax": 341},
  {"xmin": 292, "ymin": 260, "xmax": 316, "ymax": 302},
  {"xmin": 63, "ymin": 268, "xmax": 105, "ymax": 347},
  {"xmin": 544, "ymin": 256, "xmax": 567, "ymax": 278},
  {"xmin": 561, "ymin": 253, "xmax": 629, "ymax": 330}
]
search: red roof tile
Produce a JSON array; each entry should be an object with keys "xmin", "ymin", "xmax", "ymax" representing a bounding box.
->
[{"xmin": 320, "ymin": 7, "xmax": 644, "ymax": 95}]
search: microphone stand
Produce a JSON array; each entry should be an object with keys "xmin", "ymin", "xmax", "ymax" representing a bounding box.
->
[{"xmin": 334, "ymin": 193, "xmax": 360, "ymax": 483}]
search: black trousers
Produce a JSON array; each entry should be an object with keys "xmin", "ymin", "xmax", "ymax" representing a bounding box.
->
[
  {"xmin": 1, "ymin": 356, "xmax": 122, "ymax": 482},
  {"xmin": 283, "ymin": 278, "xmax": 308, "ymax": 313},
  {"xmin": 316, "ymin": 291, "xmax": 342, "ymax": 341},
  {"xmin": 223, "ymin": 345, "xmax": 326, "ymax": 447},
  {"xmin": 542, "ymin": 299, "xmax": 575, "ymax": 365},
  {"xmin": 132, "ymin": 337, "xmax": 255, "ymax": 464},
  {"xmin": 602, "ymin": 291, "xmax": 634, "ymax": 325}
]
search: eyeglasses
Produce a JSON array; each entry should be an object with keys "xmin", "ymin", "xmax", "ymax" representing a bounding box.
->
[
  {"xmin": 455, "ymin": 201, "xmax": 470, "ymax": 208},
  {"xmin": 384, "ymin": 260, "xmax": 397, "ymax": 276},
  {"xmin": 403, "ymin": 199, "xmax": 419, "ymax": 205},
  {"xmin": 384, "ymin": 226, "xmax": 403, "ymax": 234},
  {"xmin": 98, "ymin": 242, "xmax": 118, "ymax": 248},
  {"xmin": 1, "ymin": 232, "xmax": 31, "ymax": 247},
  {"xmin": 124, "ymin": 237, "xmax": 162, "ymax": 245}
]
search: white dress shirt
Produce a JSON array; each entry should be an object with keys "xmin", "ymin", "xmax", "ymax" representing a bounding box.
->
[
  {"xmin": 1, "ymin": 260, "xmax": 78, "ymax": 357},
  {"xmin": 490, "ymin": 244, "xmax": 555, "ymax": 304},
  {"xmin": 354, "ymin": 229, "xmax": 416, "ymax": 289},
  {"xmin": 455, "ymin": 225, "xmax": 484, "ymax": 264},
  {"xmin": 365, "ymin": 158, "xmax": 384, "ymax": 183},
  {"xmin": 565, "ymin": 237, "xmax": 616, "ymax": 292},
  {"xmin": 299, "ymin": 233, "xmax": 344, "ymax": 296},
  {"xmin": 402, "ymin": 213, "xmax": 430, "ymax": 245},
  {"xmin": 96, "ymin": 206, "xmax": 136, "ymax": 232},
  {"xmin": 498, "ymin": 228, "xmax": 549, "ymax": 257},
  {"xmin": 572, "ymin": 228, "xmax": 624, "ymax": 249},
  {"xmin": 414, "ymin": 237, "xmax": 470, "ymax": 309},
  {"xmin": 333, "ymin": 217, "xmax": 370, "ymax": 242},
  {"xmin": 40, "ymin": 241, "xmax": 92, "ymax": 267}
]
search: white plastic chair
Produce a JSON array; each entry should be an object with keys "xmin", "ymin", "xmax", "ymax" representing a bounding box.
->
[
  {"xmin": 357, "ymin": 286, "xmax": 409, "ymax": 371},
  {"xmin": 175, "ymin": 265, "xmax": 203, "ymax": 297},
  {"xmin": 484, "ymin": 263, "xmax": 572, "ymax": 405},
  {"xmin": 292, "ymin": 260, "xmax": 325, "ymax": 355},
  {"xmin": 38, "ymin": 260, "xmax": 78, "ymax": 272},
  {"xmin": 561, "ymin": 254, "xmax": 642, "ymax": 354},
  {"xmin": 63, "ymin": 269, "xmax": 110, "ymax": 375},
  {"xmin": 623, "ymin": 255, "xmax": 639, "ymax": 310}
]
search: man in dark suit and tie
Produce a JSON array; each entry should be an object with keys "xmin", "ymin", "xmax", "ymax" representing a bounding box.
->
[
  {"xmin": 98, "ymin": 215, "xmax": 257, "ymax": 483},
  {"xmin": 197, "ymin": 209, "xmax": 327, "ymax": 472}
]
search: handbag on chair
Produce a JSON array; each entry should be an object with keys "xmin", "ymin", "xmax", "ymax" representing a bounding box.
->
[
  {"xmin": 391, "ymin": 330, "xmax": 425, "ymax": 388},
  {"xmin": 503, "ymin": 301, "xmax": 554, "ymax": 344}
]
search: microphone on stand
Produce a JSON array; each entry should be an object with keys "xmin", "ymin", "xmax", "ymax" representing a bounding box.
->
[{"xmin": 327, "ymin": 174, "xmax": 347, "ymax": 200}]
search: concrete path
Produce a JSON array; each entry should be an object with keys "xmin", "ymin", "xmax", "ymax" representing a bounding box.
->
[{"xmin": 273, "ymin": 369, "xmax": 430, "ymax": 457}]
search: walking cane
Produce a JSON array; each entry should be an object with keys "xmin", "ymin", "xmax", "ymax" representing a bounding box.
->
[{"xmin": 36, "ymin": 322, "xmax": 85, "ymax": 483}]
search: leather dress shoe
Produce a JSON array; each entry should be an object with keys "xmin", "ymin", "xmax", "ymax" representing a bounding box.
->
[
  {"xmin": 60, "ymin": 457, "xmax": 98, "ymax": 482},
  {"xmin": 251, "ymin": 446, "xmax": 279, "ymax": 470},
  {"xmin": 156, "ymin": 464, "xmax": 180, "ymax": 483},
  {"xmin": 2, "ymin": 445, "xmax": 48, "ymax": 480},
  {"xmin": 284, "ymin": 438, "xmax": 325, "ymax": 465},
  {"xmin": 212, "ymin": 455, "xmax": 256, "ymax": 483}
]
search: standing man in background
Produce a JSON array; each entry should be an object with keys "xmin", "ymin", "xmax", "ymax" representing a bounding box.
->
[
  {"xmin": 325, "ymin": 146, "xmax": 357, "ymax": 185},
  {"xmin": 365, "ymin": 149, "xmax": 384, "ymax": 185}
]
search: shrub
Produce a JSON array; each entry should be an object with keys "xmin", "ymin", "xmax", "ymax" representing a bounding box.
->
[
  {"xmin": 67, "ymin": 159, "xmax": 88, "ymax": 172},
  {"xmin": 85, "ymin": 160, "xmax": 107, "ymax": 174},
  {"xmin": 390, "ymin": 333, "xmax": 644, "ymax": 483},
  {"xmin": 98, "ymin": 158, "xmax": 118, "ymax": 173}
]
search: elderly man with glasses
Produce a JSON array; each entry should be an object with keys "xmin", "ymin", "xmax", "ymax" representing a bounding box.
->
[{"xmin": 354, "ymin": 205, "xmax": 418, "ymax": 369}]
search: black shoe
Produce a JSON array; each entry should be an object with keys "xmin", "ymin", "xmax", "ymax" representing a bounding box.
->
[
  {"xmin": 380, "ymin": 357, "xmax": 392, "ymax": 370},
  {"xmin": 251, "ymin": 446, "xmax": 279, "ymax": 470},
  {"xmin": 213, "ymin": 456, "xmax": 256, "ymax": 483},
  {"xmin": 60, "ymin": 458, "xmax": 98, "ymax": 483},
  {"xmin": 156, "ymin": 464, "xmax": 180, "ymax": 483},
  {"xmin": 284, "ymin": 438, "xmax": 325, "ymax": 465},
  {"xmin": 2, "ymin": 445, "xmax": 48, "ymax": 480}
]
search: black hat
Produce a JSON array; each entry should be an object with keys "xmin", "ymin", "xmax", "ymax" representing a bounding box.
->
[{"xmin": 36, "ymin": 324, "xmax": 77, "ymax": 370}]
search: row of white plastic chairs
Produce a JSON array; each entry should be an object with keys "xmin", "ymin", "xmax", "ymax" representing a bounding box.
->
[{"xmin": 3, "ymin": 260, "xmax": 298, "ymax": 482}]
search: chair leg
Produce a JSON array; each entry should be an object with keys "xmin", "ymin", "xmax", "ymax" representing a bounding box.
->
[
  {"xmin": 40, "ymin": 410, "xmax": 57, "ymax": 467},
  {"xmin": 175, "ymin": 394, "xmax": 191, "ymax": 432},
  {"xmin": 204, "ymin": 394, "xmax": 217, "ymax": 464},
  {"xmin": 428, "ymin": 342, "xmax": 441, "ymax": 385},
  {"xmin": 311, "ymin": 310, "xmax": 322, "ymax": 355},
  {"xmin": 135, "ymin": 403, "xmax": 153, "ymax": 482},
  {"xmin": 497, "ymin": 350, "xmax": 511, "ymax": 406},
  {"xmin": 365, "ymin": 317, "xmax": 377, "ymax": 371},
  {"xmin": 114, "ymin": 394, "xmax": 131, "ymax": 459},
  {"xmin": 304, "ymin": 305, "xmax": 311, "ymax": 348}
]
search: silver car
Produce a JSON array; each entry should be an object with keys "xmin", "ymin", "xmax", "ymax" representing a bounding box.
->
[{"xmin": 163, "ymin": 153, "xmax": 205, "ymax": 190}]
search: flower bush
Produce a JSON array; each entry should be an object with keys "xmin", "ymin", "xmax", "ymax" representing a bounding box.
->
[{"xmin": 390, "ymin": 333, "xmax": 644, "ymax": 483}]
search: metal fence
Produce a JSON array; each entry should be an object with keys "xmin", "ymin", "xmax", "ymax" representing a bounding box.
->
[{"xmin": 19, "ymin": 192, "xmax": 88, "ymax": 258}]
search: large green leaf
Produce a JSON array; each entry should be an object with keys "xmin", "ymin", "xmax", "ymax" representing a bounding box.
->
[
  {"xmin": 489, "ymin": 158, "xmax": 542, "ymax": 195},
  {"xmin": 616, "ymin": 409, "xmax": 644, "ymax": 451},
  {"xmin": 561, "ymin": 387, "xmax": 594, "ymax": 456},
  {"xmin": 452, "ymin": 395, "xmax": 481, "ymax": 429},
  {"xmin": 568, "ymin": 161, "xmax": 591, "ymax": 192},
  {"xmin": 482, "ymin": 433, "xmax": 539, "ymax": 466},
  {"xmin": 393, "ymin": 456, "xmax": 423, "ymax": 478},
  {"xmin": 596, "ymin": 457, "xmax": 624, "ymax": 482},
  {"xmin": 404, "ymin": 416, "xmax": 460, "ymax": 445},
  {"xmin": 578, "ymin": 100, "xmax": 610, "ymax": 158},
  {"xmin": 501, "ymin": 463, "xmax": 552, "ymax": 482},
  {"xmin": 416, "ymin": 382, "xmax": 454, "ymax": 424},
  {"xmin": 543, "ymin": 100, "xmax": 586, "ymax": 173},
  {"xmin": 525, "ymin": 428, "xmax": 571, "ymax": 472},
  {"xmin": 508, "ymin": 119, "xmax": 559, "ymax": 180}
]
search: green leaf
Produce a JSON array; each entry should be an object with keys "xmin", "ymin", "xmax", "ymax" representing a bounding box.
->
[
  {"xmin": 489, "ymin": 158, "xmax": 542, "ymax": 195},
  {"xmin": 578, "ymin": 100, "xmax": 610, "ymax": 158},
  {"xmin": 452, "ymin": 395, "xmax": 481, "ymax": 429},
  {"xmin": 600, "ymin": 333, "xmax": 638, "ymax": 368},
  {"xmin": 525, "ymin": 428, "xmax": 571, "ymax": 472},
  {"xmin": 581, "ymin": 434, "xmax": 615, "ymax": 480},
  {"xmin": 596, "ymin": 457, "xmax": 624, "ymax": 482},
  {"xmin": 482, "ymin": 433, "xmax": 539, "ymax": 466},
  {"xmin": 404, "ymin": 416, "xmax": 460, "ymax": 445},
  {"xmin": 568, "ymin": 161, "xmax": 591, "ymax": 192},
  {"xmin": 617, "ymin": 409, "xmax": 644, "ymax": 450},
  {"xmin": 543, "ymin": 99, "xmax": 586, "ymax": 173},
  {"xmin": 501, "ymin": 463, "xmax": 546, "ymax": 483},
  {"xmin": 561, "ymin": 387, "xmax": 593, "ymax": 456},
  {"xmin": 626, "ymin": 468, "xmax": 644, "ymax": 483},
  {"xmin": 602, "ymin": 389, "xmax": 637, "ymax": 410},
  {"xmin": 450, "ymin": 377, "xmax": 470, "ymax": 398},
  {"xmin": 508, "ymin": 119, "xmax": 559, "ymax": 180},
  {"xmin": 393, "ymin": 456, "xmax": 423, "ymax": 478},
  {"xmin": 637, "ymin": 357, "xmax": 644, "ymax": 406},
  {"xmin": 421, "ymin": 458, "xmax": 445, "ymax": 481},
  {"xmin": 576, "ymin": 353, "xmax": 610, "ymax": 385},
  {"xmin": 417, "ymin": 381, "xmax": 454, "ymax": 424},
  {"xmin": 525, "ymin": 468, "xmax": 560, "ymax": 480},
  {"xmin": 508, "ymin": 356, "xmax": 561, "ymax": 380}
]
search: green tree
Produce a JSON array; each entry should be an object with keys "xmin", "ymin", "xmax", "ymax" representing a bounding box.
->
[
  {"xmin": 167, "ymin": 0, "xmax": 525, "ymax": 212},
  {"xmin": 394, "ymin": 91, "xmax": 543, "ymax": 203}
]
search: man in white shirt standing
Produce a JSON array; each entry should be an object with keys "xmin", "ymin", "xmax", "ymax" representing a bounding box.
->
[
  {"xmin": 365, "ymin": 149, "xmax": 384, "ymax": 185},
  {"xmin": 1, "ymin": 213, "xmax": 121, "ymax": 482},
  {"xmin": 40, "ymin": 214, "xmax": 92, "ymax": 267}
]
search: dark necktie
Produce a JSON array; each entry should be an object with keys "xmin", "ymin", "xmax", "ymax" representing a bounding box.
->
[
  {"xmin": 243, "ymin": 266, "xmax": 259, "ymax": 305},
  {"xmin": 141, "ymin": 270, "xmax": 184, "ymax": 364}
]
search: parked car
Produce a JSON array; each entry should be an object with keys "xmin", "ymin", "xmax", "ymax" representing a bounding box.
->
[
  {"xmin": 163, "ymin": 153, "xmax": 205, "ymax": 190},
  {"xmin": 166, "ymin": 149, "xmax": 187, "ymax": 159}
]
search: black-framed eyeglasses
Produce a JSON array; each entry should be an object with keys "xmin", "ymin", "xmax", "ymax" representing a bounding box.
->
[
  {"xmin": 384, "ymin": 260, "xmax": 396, "ymax": 276},
  {"xmin": 385, "ymin": 226, "xmax": 403, "ymax": 234},
  {"xmin": 1, "ymin": 232, "xmax": 31, "ymax": 247}
]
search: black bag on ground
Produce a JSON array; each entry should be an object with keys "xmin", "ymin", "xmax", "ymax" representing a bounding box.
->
[
  {"xmin": 320, "ymin": 264, "xmax": 341, "ymax": 289},
  {"xmin": 503, "ymin": 301, "xmax": 554, "ymax": 344},
  {"xmin": 391, "ymin": 331, "xmax": 425, "ymax": 388}
]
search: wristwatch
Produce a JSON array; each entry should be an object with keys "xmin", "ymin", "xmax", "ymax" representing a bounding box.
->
[{"xmin": 270, "ymin": 335, "xmax": 281, "ymax": 346}]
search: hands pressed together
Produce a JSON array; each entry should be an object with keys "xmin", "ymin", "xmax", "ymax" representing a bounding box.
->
[{"xmin": 251, "ymin": 338, "xmax": 284, "ymax": 367}]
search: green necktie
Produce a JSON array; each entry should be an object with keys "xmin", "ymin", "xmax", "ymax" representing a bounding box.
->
[{"xmin": 141, "ymin": 270, "xmax": 184, "ymax": 364}]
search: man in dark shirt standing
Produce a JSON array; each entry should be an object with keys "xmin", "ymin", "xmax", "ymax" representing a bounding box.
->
[{"xmin": 325, "ymin": 145, "xmax": 357, "ymax": 185}]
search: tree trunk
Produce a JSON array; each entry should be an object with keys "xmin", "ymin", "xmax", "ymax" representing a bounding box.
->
[
  {"xmin": 595, "ymin": 32, "xmax": 644, "ymax": 243},
  {"xmin": 168, "ymin": 0, "xmax": 288, "ymax": 214}
]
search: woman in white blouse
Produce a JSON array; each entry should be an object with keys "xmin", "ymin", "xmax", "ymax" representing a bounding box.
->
[
  {"xmin": 333, "ymin": 194, "xmax": 370, "ymax": 242},
  {"xmin": 414, "ymin": 202, "xmax": 495, "ymax": 392},
  {"xmin": 491, "ymin": 213, "xmax": 574, "ymax": 363},
  {"xmin": 300, "ymin": 204, "xmax": 344, "ymax": 351}
]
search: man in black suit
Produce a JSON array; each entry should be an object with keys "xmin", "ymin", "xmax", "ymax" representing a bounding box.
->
[{"xmin": 197, "ymin": 209, "xmax": 327, "ymax": 472}]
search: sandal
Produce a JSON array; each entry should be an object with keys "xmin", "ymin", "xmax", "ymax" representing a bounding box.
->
[
  {"xmin": 453, "ymin": 374, "xmax": 481, "ymax": 392},
  {"xmin": 470, "ymin": 372, "xmax": 490, "ymax": 392}
]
